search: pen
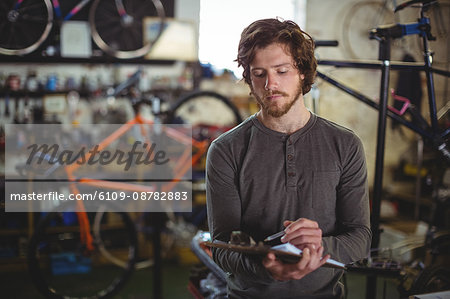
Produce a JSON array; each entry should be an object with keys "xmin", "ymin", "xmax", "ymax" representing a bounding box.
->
[{"xmin": 264, "ymin": 230, "xmax": 286, "ymax": 242}]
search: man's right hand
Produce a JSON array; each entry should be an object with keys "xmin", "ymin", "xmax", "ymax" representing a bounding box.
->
[
  {"xmin": 262, "ymin": 245, "xmax": 329, "ymax": 281},
  {"xmin": 281, "ymin": 218, "xmax": 323, "ymax": 250}
]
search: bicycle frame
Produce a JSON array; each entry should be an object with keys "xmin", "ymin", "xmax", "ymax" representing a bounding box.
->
[
  {"xmin": 317, "ymin": 61, "xmax": 450, "ymax": 144},
  {"xmin": 12, "ymin": 0, "xmax": 91, "ymax": 21},
  {"xmin": 62, "ymin": 113, "xmax": 208, "ymax": 251},
  {"xmin": 53, "ymin": 0, "xmax": 91, "ymax": 21},
  {"xmin": 13, "ymin": 0, "xmax": 139, "ymax": 23}
]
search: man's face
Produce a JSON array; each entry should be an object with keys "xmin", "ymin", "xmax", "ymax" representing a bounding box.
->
[{"xmin": 249, "ymin": 43, "xmax": 304, "ymax": 118}]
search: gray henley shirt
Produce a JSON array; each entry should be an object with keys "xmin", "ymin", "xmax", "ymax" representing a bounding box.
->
[{"xmin": 206, "ymin": 112, "xmax": 371, "ymax": 298}]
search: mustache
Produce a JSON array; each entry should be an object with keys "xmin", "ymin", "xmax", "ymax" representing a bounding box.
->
[{"xmin": 264, "ymin": 90, "xmax": 288, "ymax": 98}]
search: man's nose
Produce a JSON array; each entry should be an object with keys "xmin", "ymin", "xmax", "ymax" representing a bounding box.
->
[{"xmin": 264, "ymin": 73, "xmax": 277, "ymax": 91}]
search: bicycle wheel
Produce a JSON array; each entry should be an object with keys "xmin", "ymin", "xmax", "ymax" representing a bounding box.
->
[
  {"xmin": 341, "ymin": 1, "xmax": 398, "ymax": 60},
  {"xmin": 0, "ymin": 0, "xmax": 53, "ymax": 55},
  {"xmin": 410, "ymin": 264, "xmax": 450, "ymax": 294},
  {"xmin": 168, "ymin": 90, "xmax": 243, "ymax": 129},
  {"xmin": 167, "ymin": 90, "xmax": 242, "ymax": 170},
  {"xmin": 28, "ymin": 203, "xmax": 137, "ymax": 299},
  {"xmin": 89, "ymin": 0, "xmax": 165, "ymax": 59},
  {"xmin": 167, "ymin": 90, "xmax": 243, "ymax": 193},
  {"xmin": 94, "ymin": 210, "xmax": 179, "ymax": 270}
]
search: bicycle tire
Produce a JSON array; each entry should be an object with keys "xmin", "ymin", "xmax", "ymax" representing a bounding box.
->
[
  {"xmin": 341, "ymin": 1, "xmax": 398, "ymax": 60},
  {"xmin": 0, "ymin": 0, "xmax": 53, "ymax": 56},
  {"xmin": 168, "ymin": 90, "xmax": 243, "ymax": 128},
  {"xmin": 167, "ymin": 90, "xmax": 242, "ymax": 173},
  {"xmin": 94, "ymin": 209, "xmax": 154, "ymax": 270},
  {"xmin": 27, "ymin": 203, "xmax": 137, "ymax": 299},
  {"xmin": 89, "ymin": 0, "xmax": 165, "ymax": 59},
  {"xmin": 410, "ymin": 264, "xmax": 450, "ymax": 294}
]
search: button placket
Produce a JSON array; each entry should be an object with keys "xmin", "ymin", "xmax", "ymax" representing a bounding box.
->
[{"xmin": 286, "ymin": 137, "xmax": 296, "ymax": 187}]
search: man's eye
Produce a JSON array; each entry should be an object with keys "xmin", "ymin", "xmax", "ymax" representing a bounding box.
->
[
  {"xmin": 253, "ymin": 72, "xmax": 264, "ymax": 78},
  {"xmin": 278, "ymin": 69, "xmax": 288, "ymax": 74}
]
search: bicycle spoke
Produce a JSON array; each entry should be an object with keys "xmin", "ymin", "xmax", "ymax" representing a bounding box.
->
[
  {"xmin": 94, "ymin": 18, "xmax": 120, "ymax": 30},
  {"xmin": 96, "ymin": 5, "xmax": 120, "ymax": 20},
  {"xmin": 5, "ymin": 26, "xmax": 17, "ymax": 48},
  {"xmin": 16, "ymin": 26, "xmax": 39, "ymax": 48},
  {"xmin": 131, "ymin": 2, "xmax": 155, "ymax": 19},
  {"xmin": 0, "ymin": 21, "xmax": 9, "ymax": 39},
  {"xmin": 115, "ymin": 20, "xmax": 142, "ymax": 50},
  {"xmin": 122, "ymin": 28, "xmax": 139, "ymax": 51},
  {"xmin": 0, "ymin": 0, "xmax": 13, "ymax": 11},
  {"xmin": 18, "ymin": 2, "xmax": 47, "ymax": 14},
  {"xmin": 21, "ymin": 14, "xmax": 50, "ymax": 24},
  {"xmin": 99, "ymin": 26, "xmax": 122, "ymax": 43},
  {"xmin": 124, "ymin": 0, "xmax": 135, "ymax": 15},
  {"xmin": 17, "ymin": 28, "xmax": 31, "ymax": 49}
]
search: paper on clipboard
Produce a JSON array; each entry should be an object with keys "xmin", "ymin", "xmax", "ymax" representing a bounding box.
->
[
  {"xmin": 271, "ymin": 243, "xmax": 346, "ymax": 269},
  {"xmin": 203, "ymin": 240, "xmax": 346, "ymax": 269}
]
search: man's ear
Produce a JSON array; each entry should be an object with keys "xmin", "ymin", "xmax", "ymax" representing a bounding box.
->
[{"xmin": 300, "ymin": 74, "xmax": 305, "ymax": 80}]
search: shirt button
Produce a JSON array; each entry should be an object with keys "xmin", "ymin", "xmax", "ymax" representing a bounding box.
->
[
  {"xmin": 288, "ymin": 138, "xmax": 292, "ymax": 145},
  {"xmin": 288, "ymin": 172, "xmax": 296, "ymax": 177},
  {"xmin": 287, "ymin": 154, "xmax": 293, "ymax": 161}
]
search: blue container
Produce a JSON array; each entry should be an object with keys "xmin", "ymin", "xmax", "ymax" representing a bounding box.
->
[{"xmin": 50, "ymin": 252, "xmax": 91, "ymax": 275}]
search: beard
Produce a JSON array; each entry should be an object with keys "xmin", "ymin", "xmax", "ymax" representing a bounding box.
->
[{"xmin": 252, "ymin": 82, "xmax": 303, "ymax": 118}]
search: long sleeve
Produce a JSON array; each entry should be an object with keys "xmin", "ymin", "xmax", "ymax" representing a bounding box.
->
[
  {"xmin": 206, "ymin": 141, "xmax": 274, "ymax": 282},
  {"xmin": 321, "ymin": 135, "xmax": 372, "ymax": 264}
]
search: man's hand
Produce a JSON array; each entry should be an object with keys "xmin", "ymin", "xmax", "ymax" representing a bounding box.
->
[
  {"xmin": 281, "ymin": 218, "xmax": 322, "ymax": 250},
  {"xmin": 262, "ymin": 245, "xmax": 329, "ymax": 281}
]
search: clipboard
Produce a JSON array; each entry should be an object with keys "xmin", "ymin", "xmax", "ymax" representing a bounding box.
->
[{"xmin": 203, "ymin": 240, "xmax": 346, "ymax": 269}]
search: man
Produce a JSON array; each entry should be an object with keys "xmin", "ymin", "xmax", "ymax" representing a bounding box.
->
[{"xmin": 206, "ymin": 18, "xmax": 371, "ymax": 298}]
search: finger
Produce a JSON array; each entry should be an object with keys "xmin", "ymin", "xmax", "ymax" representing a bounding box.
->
[
  {"xmin": 317, "ymin": 244, "xmax": 323, "ymax": 255},
  {"xmin": 319, "ymin": 254, "xmax": 331, "ymax": 267},
  {"xmin": 307, "ymin": 246, "xmax": 325, "ymax": 269},
  {"xmin": 310, "ymin": 244, "xmax": 321, "ymax": 258},
  {"xmin": 297, "ymin": 246, "xmax": 311, "ymax": 269},
  {"xmin": 285, "ymin": 218, "xmax": 318, "ymax": 234},
  {"xmin": 263, "ymin": 252, "xmax": 277, "ymax": 266},
  {"xmin": 282, "ymin": 228, "xmax": 322, "ymax": 244},
  {"xmin": 266, "ymin": 252, "xmax": 276, "ymax": 261},
  {"xmin": 283, "ymin": 220, "xmax": 294, "ymax": 228},
  {"xmin": 285, "ymin": 228, "xmax": 321, "ymax": 241}
]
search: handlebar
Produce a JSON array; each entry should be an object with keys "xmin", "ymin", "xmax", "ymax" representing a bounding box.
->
[
  {"xmin": 314, "ymin": 40, "xmax": 339, "ymax": 48},
  {"xmin": 107, "ymin": 68, "xmax": 142, "ymax": 97},
  {"xmin": 16, "ymin": 151, "xmax": 63, "ymax": 178},
  {"xmin": 394, "ymin": 0, "xmax": 437, "ymax": 12}
]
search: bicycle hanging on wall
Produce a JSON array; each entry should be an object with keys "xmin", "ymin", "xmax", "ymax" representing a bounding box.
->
[
  {"xmin": 0, "ymin": 0, "xmax": 165, "ymax": 58},
  {"xmin": 315, "ymin": 0, "xmax": 449, "ymax": 298}
]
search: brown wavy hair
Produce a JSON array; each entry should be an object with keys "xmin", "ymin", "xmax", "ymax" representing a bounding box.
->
[{"xmin": 236, "ymin": 18, "xmax": 316, "ymax": 95}]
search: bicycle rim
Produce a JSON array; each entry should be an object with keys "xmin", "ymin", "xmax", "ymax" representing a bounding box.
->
[
  {"xmin": 341, "ymin": 1, "xmax": 396, "ymax": 60},
  {"xmin": 410, "ymin": 265, "xmax": 450, "ymax": 294},
  {"xmin": 167, "ymin": 90, "xmax": 242, "ymax": 187},
  {"xmin": 0, "ymin": 0, "xmax": 53, "ymax": 55},
  {"xmin": 27, "ymin": 204, "xmax": 137, "ymax": 299},
  {"xmin": 169, "ymin": 90, "xmax": 243, "ymax": 128},
  {"xmin": 94, "ymin": 208, "xmax": 156, "ymax": 270},
  {"xmin": 89, "ymin": 0, "xmax": 165, "ymax": 59}
]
